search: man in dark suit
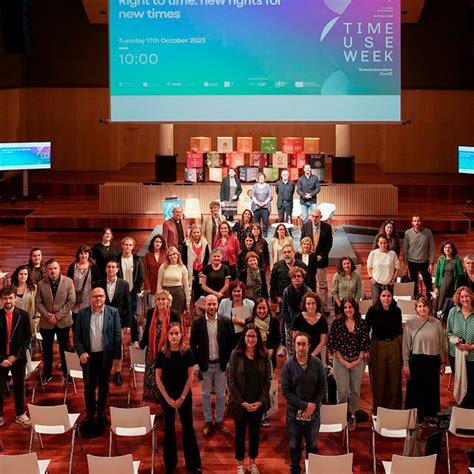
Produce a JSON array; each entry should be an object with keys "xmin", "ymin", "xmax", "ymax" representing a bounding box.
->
[
  {"xmin": 190, "ymin": 294, "xmax": 233, "ymax": 438},
  {"xmin": 117, "ymin": 236, "xmax": 144, "ymax": 345},
  {"xmin": 0, "ymin": 285, "xmax": 32, "ymax": 428},
  {"xmin": 301, "ymin": 208, "xmax": 333, "ymax": 307},
  {"xmin": 35, "ymin": 258, "xmax": 76, "ymax": 385},
  {"xmin": 276, "ymin": 170, "xmax": 295, "ymax": 224},
  {"xmin": 74, "ymin": 286, "xmax": 122, "ymax": 437},
  {"xmin": 98, "ymin": 259, "xmax": 131, "ymax": 386}
]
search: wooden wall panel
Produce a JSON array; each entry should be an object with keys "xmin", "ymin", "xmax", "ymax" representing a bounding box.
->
[{"xmin": 0, "ymin": 88, "xmax": 472, "ymax": 173}]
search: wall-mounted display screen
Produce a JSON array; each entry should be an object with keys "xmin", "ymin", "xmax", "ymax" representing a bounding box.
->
[{"xmin": 0, "ymin": 142, "xmax": 51, "ymax": 171}]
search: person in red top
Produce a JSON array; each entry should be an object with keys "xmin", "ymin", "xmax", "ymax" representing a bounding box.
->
[
  {"xmin": 0, "ymin": 285, "xmax": 32, "ymax": 428},
  {"xmin": 213, "ymin": 221, "xmax": 240, "ymax": 281}
]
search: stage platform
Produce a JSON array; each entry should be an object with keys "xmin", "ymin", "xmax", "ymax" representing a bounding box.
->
[{"xmin": 0, "ymin": 163, "xmax": 472, "ymax": 232}]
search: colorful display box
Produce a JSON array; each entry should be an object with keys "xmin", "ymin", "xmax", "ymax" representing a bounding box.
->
[
  {"xmin": 309, "ymin": 153, "xmax": 325, "ymax": 182},
  {"xmin": 208, "ymin": 167, "xmax": 229, "ymax": 182},
  {"xmin": 186, "ymin": 152, "xmax": 204, "ymax": 168},
  {"xmin": 261, "ymin": 137, "xmax": 277, "ymax": 154},
  {"xmin": 206, "ymin": 151, "xmax": 225, "ymax": 168},
  {"xmin": 190, "ymin": 136, "xmax": 211, "ymax": 154},
  {"xmin": 184, "ymin": 168, "xmax": 205, "ymax": 183},
  {"xmin": 226, "ymin": 152, "xmax": 245, "ymax": 168},
  {"xmin": 288, "ymin": 167, "xmax": 301, "ymax": 181},
  {"xmin": 263, "ymin": 167, "xmax": 279, "ymax": 182},
  {"xmin": 239, "ymin": 167, "xmax": 259, "ymax": 182},
  {"xmin": 249, "ymin": 152, "xmax": 268, "ymax": 168},
  {"xmin": 304, "ymin": 137, "xmax": 320, "ymax": 154},
  {"xmin": 217, "ymin": 136, "xmax": 234, "ymax": 153},
  {"xmin": 290, "ymin": 152, "xmax": 307, "ymax": 169},
  {"xmin": 272, "ymin": 152, "xmax": 289, "ymax": 169},
  {"xmin": 282, "ymin": 137, "xmax": 303, "ymax": 154},
  {"xmin": 237, "ymin": 137, "xmax": 253, "ymax": 153}
]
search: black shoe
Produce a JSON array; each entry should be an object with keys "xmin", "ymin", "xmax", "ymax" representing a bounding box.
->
[
  {"xmin": 41, "ymin": 375, "xmax": 52, "ymax": 385},
  {"xmin": 80, "ymin": 419, "xmax": 98, "ymax": 439},
  {"xmin": 97, "ymin": 415, "xmax": 109, "ymax": 427},
  {"xmin": 114, "ymin": 372, "xmax": 123, "ymax": 386}
]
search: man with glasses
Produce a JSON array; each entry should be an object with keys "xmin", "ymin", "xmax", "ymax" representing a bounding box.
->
[
  {"xmin": 281, "ymin": 267, "xmax": 311, "ymax": 355},
  {"xmin": 74, "ymin": 287, "xmax": 122, "ymax": 437},
  {"xmin": 301, "ymin": 209, "xmax": 333, "ymax": 308}
]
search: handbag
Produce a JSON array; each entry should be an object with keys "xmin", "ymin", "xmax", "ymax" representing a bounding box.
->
[
  {"xmin": 403, "ymin": 409, "xmax": 426, "ymax": 456},
  {"xmin": 75, "ymin": 267, "xmax": 90, "ymax": 305}
]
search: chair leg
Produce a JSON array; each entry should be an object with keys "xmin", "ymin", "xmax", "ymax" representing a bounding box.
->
[
  {"xmin": 38, "ymin": 433, "xmax": 44, "ymax": 450},
  {"xmin": 63, "ymin": 383, "xmax": 68, "ymax": 405},
  {"xmin": 76, "ymin": 426, "xmax": 84, "ymax": 452},
  {"xmin": 133, "ymin": 368, "xmax": 137, "ymax": 389},
  {"xmin": 372, "ymin": 429, "xmax": 376, "ymax": 473},
  {"xmin": 108, "ymin": 430, "xmax": 113, "ymax": 457},
  {"xmin": 72, "ymin": 377, "xmax": 77, "ymax": 395},
  {"xmin": 29, "ymin": 428, "xmax": 35, "ymax": 453},
  {"xmin": 446, "ymin": 431, "xmax": 450, "ymax": 474},
  {"xmin": 346, "ymin": 426, "xmax": 350, "ymax": 454},
  {"xmin": 151, "ymin": 427, "xmax": 156, "ymax": 474},
  {"xmin": 31, "ymin": 371, "xmax": 37, "ymax": 404},
  {"xmin": 127, "ymin": 371, "xmax": 132, "ymax": 407},
  {"xmin": 69, "ymin": 427, "xmax": 76, "ymax": 474}
]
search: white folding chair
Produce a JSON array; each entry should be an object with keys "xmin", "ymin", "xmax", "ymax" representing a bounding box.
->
[
  {"xmin": 87, "ymin": 453, "xmax": 140, "ymax": 474},
  {"xmin": 127, "ymin": 346, "xmax": 146, "ymax": 407},
  {"xmin": 109, "ymin": 406, "xmax": 156, "ymax": 474},
  {"xmin": 64, "ymin": 351, "xmax": 83, "ymax": 404},
  {"xmin": 446, "ymin": 407, "xmax": 474, "ymax": 474},
  {"xmin": 382, "ymin": 453, "xmax": 437, "ymax": 473},
  {"xmin": 28, "ymin": 403, "xmax": 82, "ymax": 474},
  {"xmin": 7, "ymin": 350, "xmax": 44, "ymax": 403},
  {"xmin": 306, "ymin": 452, "xmax": 353, "ymax": 474},
  {"xmin": 397, "ymin": 299, "xmax": 416, "ymax": 324},
  {"xmin": 317, "ymin": 202, "xmax": 336, "ymax": 221},
  {"xmin": 319, "ymin": 402, "xmax": 350, "ymax": 453},
  {"xmin": 0, "ymin": 452, "xmax": 50, "ymax": 474},
  {"xmin": 359, "ymin": 299, "xmax": 373, "ymax": 319},
  {"xmin": 371, "ymin": 408, "xmax": 417, "ymax": 473},
  {"xmin": 393, "ymin": 281, "xmax": 415, "ymax": 298}
]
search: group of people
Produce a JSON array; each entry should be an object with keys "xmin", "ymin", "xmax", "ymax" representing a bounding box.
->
[{"xmin": 0, "ymin": 200, "xmax": 473, "ymax": 474}]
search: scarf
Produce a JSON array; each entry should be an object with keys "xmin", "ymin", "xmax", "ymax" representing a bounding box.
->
[
  {"xmin": 191, "ymin": 240, "xmax": 204, "ymax": 272},
  {"xmin": 148, "ymin": 307, "xmax": 170, "ymax": 362},
  {"xmin": 254, "ymin": 314, "xmax": 270, "ymax": 343}
]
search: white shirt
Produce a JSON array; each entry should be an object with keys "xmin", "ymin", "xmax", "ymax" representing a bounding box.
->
[
  {"xmin": 121, "ymin": 255, "xmax": 134, "ymax": 290},
  {"xmin": 106, "ymin": 277, "xmax": 117, "ymax": 302},
  {"xmin": 90, "ymin": 308, "xmax": 104, "ymax": 353}
]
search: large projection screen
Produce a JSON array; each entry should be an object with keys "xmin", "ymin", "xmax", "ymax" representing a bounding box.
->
[{"xmin": 109, "ymin": 0, "xmax": 400, "ymax": 122}]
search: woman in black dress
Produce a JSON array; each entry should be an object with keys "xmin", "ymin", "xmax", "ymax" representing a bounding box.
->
[
  {"xmin": 91, "ymin": 227, "xmax": 120, "ymax": 278},
  {"xmin": 228, "ymin": 324, "xmax": 271, "ymax": 474},
  {"xmin": 155, "ymin": 322, "xmax": 201, "ymax": 474},
  {"xmin": 140, "ymin": 290, "xmax": 180, "ymax": 403}
]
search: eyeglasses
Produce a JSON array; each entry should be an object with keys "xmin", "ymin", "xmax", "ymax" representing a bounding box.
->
[{"xmin": 292, "ymin": 275, "xmax": 303, "ymax": 279}]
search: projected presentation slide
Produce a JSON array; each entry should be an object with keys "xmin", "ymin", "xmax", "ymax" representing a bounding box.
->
[
  {"xmin": 459, "ymin": 146, "xmax": 474, "ymax": 175},
  {"xmin": 0, "ymin": 142, "xmax": 51, "ymax": 171},
  {"xmin": 109, "ymin": 0, "xmax": 400, "ymax": 122}
]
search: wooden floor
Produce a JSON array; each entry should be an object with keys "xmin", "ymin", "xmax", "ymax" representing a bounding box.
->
[{"xmin": 0, "ymin": 224, "xmax": 473, "ymax": 473}]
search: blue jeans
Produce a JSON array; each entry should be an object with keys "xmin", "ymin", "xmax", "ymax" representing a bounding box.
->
[
  {"xmin": 287, "ymin": 413, "xmax": 321, "ymax": 474},
  {"xmin": 201, "ymin": 362, "xmax": 227, "ymax": 423},
  {"xmin": 300, "ymin": 202, "xmax": 318, "ymax": 222}
]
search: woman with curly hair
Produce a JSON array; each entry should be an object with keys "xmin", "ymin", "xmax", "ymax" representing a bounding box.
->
[{"xmin": 332, "ymin": 256, "xmax": 362, "ymax": 314}]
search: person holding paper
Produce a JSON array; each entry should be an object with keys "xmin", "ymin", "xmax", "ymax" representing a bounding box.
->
[
  {"xmin": 218, "ymin": 280, "xmax": 255, "ymax": 344},
  {"xmin": 227, "ymin": 324, "xmax": 271, "ymax": 474}
]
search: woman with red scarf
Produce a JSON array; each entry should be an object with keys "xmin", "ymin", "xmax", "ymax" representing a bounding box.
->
[
  {"xmin": 140, "ymin": 290, "xmax": 181, "ymax": 403},
  {"xmin": 182, "ymin": 225, "xmax": 210, "ymax": 303}
]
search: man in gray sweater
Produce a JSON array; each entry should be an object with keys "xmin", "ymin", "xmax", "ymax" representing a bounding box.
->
[
  {"xmin": 403, "ymin": 215, "xmax": 436, "ymax": 300},
  {"xmin": 282, "ymin": 331, "xmax": 327, "ymax": 474}
]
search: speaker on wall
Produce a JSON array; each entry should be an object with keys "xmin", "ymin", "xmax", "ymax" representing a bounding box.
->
[
  {"xmin": 332, "ymin": 155, "xmax": 355, "ymax": 183},
  {"xmin": 155, "ymin": 154, "xmax": 177, "ymax": 182},
  {"xmin": 0, "ymin": 0, "xmax": 32, "ymax": 54}
]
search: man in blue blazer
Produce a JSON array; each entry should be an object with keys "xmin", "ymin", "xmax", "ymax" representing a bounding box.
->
[{"xmin": 74, "ymin": 286, "xmax": 122, "ymax": 436}]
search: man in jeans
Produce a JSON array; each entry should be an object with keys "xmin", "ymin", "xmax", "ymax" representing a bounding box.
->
[
  {"xmin": 282, "ymin": 331, "xmax": 327, "ymax": 474},
  {"xmin": 296, "ymin": 164, "xmax": 320, "ymax": 222},
  {"xmin": 190, "ymin": 294, "xmax": 233, "ymax": 438},
  {"xmin": 403, "ymin": 215, "xmax": 436, "ymax": 300}
]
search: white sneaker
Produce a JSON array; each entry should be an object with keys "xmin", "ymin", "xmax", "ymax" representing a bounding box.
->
[
  {"xmin": 248, "ymin": 463, "xmax": 260, "ymax": 474},
  {"xmin": 237, "ymin": 465, "xmax": 246, "ymax": 474},
  {"xmin": 15, "ymin": 413, "xmax": 31, "ymax": 428},
  {"xmin": 0, "ymin": 416, "xmax": 4, "ymax": 426}
]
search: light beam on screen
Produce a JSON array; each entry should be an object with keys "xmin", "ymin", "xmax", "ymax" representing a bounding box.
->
[{"xmin": 109, "ymin": 0, "xmax": 400, "ymax": 122}]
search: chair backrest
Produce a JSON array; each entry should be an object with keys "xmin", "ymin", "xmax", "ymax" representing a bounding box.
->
[
  {"xmin": 292, "ymin": 199, "xmax": 302, "ymax": 218},
  {"xmin": 317, "ymin": 202, "xmax": 336, "ymax": 221},
  {"xmin": 320, "ymin": 402, "xmax": 348, "ymax": 427},
  {"xmin": 87, "ymin": 454, "xmax": 135, "ymax": 474},
  {"xmin": 449, "ymin": 407, "xmax": 474, "ymax": 434},
  {"xmin": 25, "ymin": 349, "xmax": 35, "ymax": 375},
  {"xmin": 359, "ymin": 299, "xmax": 373, "ymax": 317},
  {"xmin": 28, "ymin": 404, "xmax": 71, "ymax": 431},
  {"xmin": 129, "ymin": 346, "xmax": 146, "ymax": 368},
  {"xmin": 397, "ymin": 299, "xmax": 416, "ymax": 317},
  {"xmin": 64, "ymin": 351, "xmax": 82, "ymax": 373},
  {"xmin": 110, "ymin": 406, "xmax": 152, "ymax": 434},
  {"xmin": 375, "ymin": 407, "xmax": 416, "ymax": 433},
  {"xmin": 391, "ymin": 454, "xmax": 437, "ymax": 473},
  {"xmin": 307, "ymin": 453, "xmax": 353, "ymax": 474},
  {"xmin": 0, "ymin": 453, "xmax": 41, "ymax": 474},
  {"xmin": 394, "ymin": 281, "xmax": 415, "ymax": 297}
]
